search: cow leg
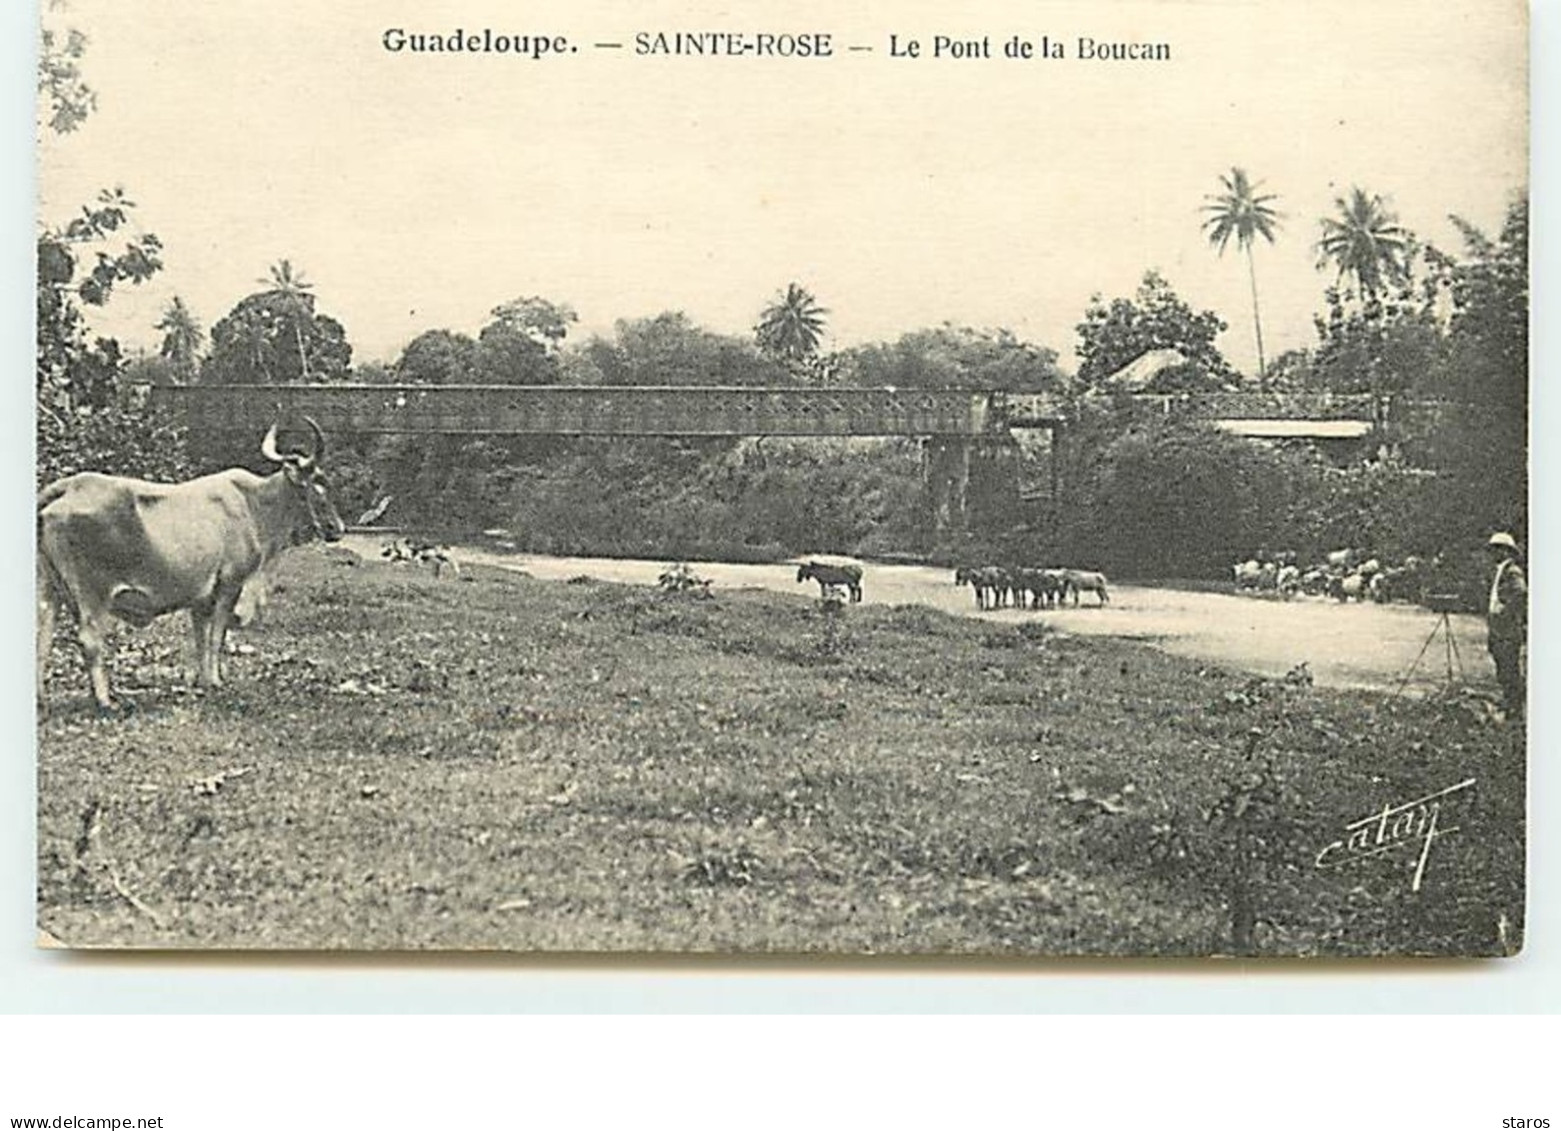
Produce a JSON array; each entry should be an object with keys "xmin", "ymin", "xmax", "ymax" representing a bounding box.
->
[
  {"xmin": 206, "ymin": 586, "xmax": 243, "ymax": 685},
  {"xmin": 188, "ymin": 602, "xmax": 217, "ymax": 688},
  {"xmin": 40, "ymin": 551, "xmax": 116, "ymax": 711},
  {"xmin": 75, "ymin": 606, "xmax": 116, "ymax": 712}
]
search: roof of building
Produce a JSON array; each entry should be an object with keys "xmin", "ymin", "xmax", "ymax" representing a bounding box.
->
[{"xmin": 1214, "ymin": 418, "xmax": 1374, "ymax": 439}]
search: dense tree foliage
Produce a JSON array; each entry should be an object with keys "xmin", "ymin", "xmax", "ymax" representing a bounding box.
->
[
  {"xmin": 1075, "ymin": 272, "xmax": 1237, "ymax": 391},
  {"xmin": 1428, "ymin": 198, "xmax": 1527, "ymax": 409},
  {"xmin": 1413, "ymin": 195, "xmax": 1528, "ymax": 542},
  {"xmin": 471, "ymin": 297, "xmax": 577, "ymax": 384},
  {"xmin": 582, "ymin": 312, "xmax": 787, "ymax": 387},
  {"xmin": 200, "ymin": 290, "xmax": 352, "ymax": 385},
  {"xmin": 37, "ymin": 188, "xmax": 164, "ymax": 409},
  {"xmin": 841, "ymin": 325, "xmax": 1064, "ymax": 392},
  {"xmin": 395, "ymin": 329, "xmax": 479, "ymax": 385},
  {"xmin": 1044, "ymin": 418, "xmax": 1447, "ymax": 579}
]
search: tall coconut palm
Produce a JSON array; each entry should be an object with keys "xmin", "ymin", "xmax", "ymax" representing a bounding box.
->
[
  {"xmin": 260, "ymin": 258, "xmax": 315, "ymax": 378},
  {"xmin": 756, "ymin": 283, "xmax": 829, "ymax": 362},
  {"xmin": 1316, "ymin": 187, "xmax": 1411, "ymax": 300},
  {"xmin": 262, "ymin": 258, "xmax": 313, "ymax": 298},
  {"xmin": 154, "ymin": 295, "xmax": 203, "ymax": 381},
  {"xmin": 1202, "ymin": 167, "xmax": 1281, "ymax": 385}
]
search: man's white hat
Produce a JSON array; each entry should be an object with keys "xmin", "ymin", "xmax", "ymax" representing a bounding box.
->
[{"xmin": 1488, "ymin": 532, "xmax": 1519, "ymax": 551}]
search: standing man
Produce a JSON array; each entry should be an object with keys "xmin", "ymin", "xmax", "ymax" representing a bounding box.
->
[{"xmin": 1485, "ymin": 532, "xmax": 1527, "ymax": 720}]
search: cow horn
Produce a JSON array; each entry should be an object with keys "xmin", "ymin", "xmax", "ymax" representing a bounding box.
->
[
  {"xmin": 260, "ymin": 423, "xmax": 284, "ymax": 463},
  {"xmin": 303, "ymin": 416, "xmax": 326, "ymax": 463}
]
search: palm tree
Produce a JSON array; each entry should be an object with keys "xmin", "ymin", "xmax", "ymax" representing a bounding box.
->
[
  {"xmin": 262, "ymin": 258, "xmax": 313, "ymax": 298},
  {"xmin": 154, "ymin": 295, "xmax": 203, "ymax": 381},
  {"xmin": 756, "ymin": 283, "xmax": 828, "ymax": 362},
  {"xmin": 1202, "ymin": 167, "xmax": 1280, "ymax": 386},
  {"xmin": 1316, "ymin": 187, "xmax": 1411, "ymax": 300},
  {"xmin": 260, "ymin": 258, "xmax": 315, "ymax": 378}
]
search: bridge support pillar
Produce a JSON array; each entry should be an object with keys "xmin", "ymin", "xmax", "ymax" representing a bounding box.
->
[
  {"xmin": 926, "ymin": 437, "xmax": 971, "ymax": 542},
  {"xmin": 1048, "ymin": 424, "xmax": 1064, "ymax": 538}
]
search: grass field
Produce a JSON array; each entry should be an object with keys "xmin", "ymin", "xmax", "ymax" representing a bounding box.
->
[{"xmin": 36, "ymin": 547, "xmax": 1525, "ymax": 956}]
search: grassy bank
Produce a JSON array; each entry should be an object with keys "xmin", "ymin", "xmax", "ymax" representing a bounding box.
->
[{"xmin": 37, "ymin": 548, "xmax": 1524, "ymax": 955}]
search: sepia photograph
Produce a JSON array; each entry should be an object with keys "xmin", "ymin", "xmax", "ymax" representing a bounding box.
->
[{"xmin": 33, "ymin": 0, "xmax": 1529, "ymax": 957}]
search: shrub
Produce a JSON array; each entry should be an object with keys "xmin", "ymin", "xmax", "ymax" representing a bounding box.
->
[{"xmin": 38, "ymin": 396, "xmax": 191, "ymax": 488}]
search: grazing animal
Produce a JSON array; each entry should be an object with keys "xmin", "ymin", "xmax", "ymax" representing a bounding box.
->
[
  {"xmin": 1063, "ymin": 569, "xmax": 1110, "ymax": 606},
  {"xmin": 955, "ymin": 564, "xmax": 980, "ymax": 608},
  {"xmin": 976, "ymin": 566, "xmax": 1006, "ymax": 610},
  {"xmin": 797, "ymin": 559, "xmax": 863, "ymax": 603},
  {"xmin": 1010, "ymin": 568, "xmax": 1040, "ymax": 610},
  {"xmin": 1368, "ymin": 570, "xmax": 1391, "ymax": 603},
  {"xmin": 1331, "ymin": 571, "xmax": 1368, "ymax": 603},
  {"xmin": 1300, "ymin": 568, "xmax": 1330, "ymax": 597},
  {"xmin": 1325, "ymin": 548, "xmax": 1359, "ymax": 572},
  {"xmin": 1276, "ymin": 564, "xmax": 1301, "ymax": 598},
  {"xmin": 984, "ymin": 566, "xmax": 1014, "ymax": 609},
  {"xmin": 37, "ymin": 419, "xmax": 344, "ymax": 711},
  {"xmin": 1038, "ymin": 569, "xmax": 1068, "ymax": 609},
  {"xmin": 955, "ymin": 566, "xmax": 996, "ymax": 610},
  {"xmin": 1015, "ymin": 567, "xmax": 1064, "ymax": 610},
  {"xmin": 1233, "ymin": 560, "xmax": 1264, "ymax": 590}
]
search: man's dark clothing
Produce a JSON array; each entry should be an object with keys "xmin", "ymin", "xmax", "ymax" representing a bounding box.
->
[{"xmin": 1488, "ymin": 557, "xmax": 1527, "ymax": 718}]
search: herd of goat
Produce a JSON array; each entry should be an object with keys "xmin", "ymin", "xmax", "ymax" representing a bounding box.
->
[{"xmin": 1232, "ymin": 548, "xmax": 1443, "ymax": 605}]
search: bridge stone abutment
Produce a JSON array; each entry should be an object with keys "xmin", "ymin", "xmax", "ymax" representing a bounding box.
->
[{"xmin": 924, "ymin": 437, "xmax": 972, "ymax": 541}]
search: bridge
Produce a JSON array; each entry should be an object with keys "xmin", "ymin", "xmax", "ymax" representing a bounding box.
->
[
  {"xmin": 150, "ymin": 383, "xmax": 1382, "ymax": 436},
  {"xmin": 149, "ymin": 383, "xmax": 1383, "ymax": 537}
]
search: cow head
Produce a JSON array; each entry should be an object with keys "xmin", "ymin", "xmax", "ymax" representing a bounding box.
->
[{"xmin": 262, "ymin": 417, "xmax": 346, "ymax": 543}]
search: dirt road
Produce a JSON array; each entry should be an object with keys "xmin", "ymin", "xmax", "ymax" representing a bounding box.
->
[{"xmin": 348, "ymin": 538, "xmax": 1494, "ymax": 696}]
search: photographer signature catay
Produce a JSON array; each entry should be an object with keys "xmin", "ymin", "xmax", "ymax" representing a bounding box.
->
[{"xmin": 1315, "ymin": 779, "xmax": 1475, "ymax": 892}]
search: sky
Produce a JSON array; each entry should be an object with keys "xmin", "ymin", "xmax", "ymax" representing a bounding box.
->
[{"xmin": 36, "ymin": 0, "xmax": 1529, "ymax": 375}]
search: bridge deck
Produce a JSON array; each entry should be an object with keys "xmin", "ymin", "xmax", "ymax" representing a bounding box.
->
[
  {"xmin": 153, "ymin": 384, "xmax": 995, "ymax": 437},
  {"xmin": 150, "ymin": 384, "xmax": 1382, "ymax": 437}
]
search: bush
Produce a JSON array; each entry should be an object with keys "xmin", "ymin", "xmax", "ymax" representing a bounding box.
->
[
  {"xmin": 1037, "ymin": 418, "xmax": 1471, "ymax": 579},
  {"xmin": 38, "ymin": 396, "xmax": 191, "ymax": 488}
]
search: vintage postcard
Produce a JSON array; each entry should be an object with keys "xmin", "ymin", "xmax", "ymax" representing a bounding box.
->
[{"xmin": 34, "ymin": 0, "xmax": 1528, "ymax": 955}]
